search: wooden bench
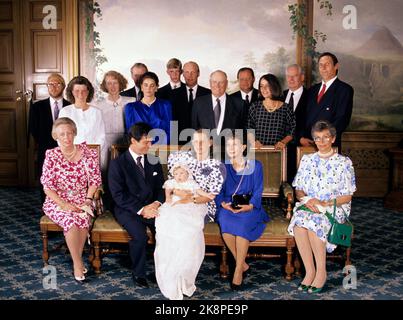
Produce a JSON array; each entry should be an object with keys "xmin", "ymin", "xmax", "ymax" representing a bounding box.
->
[{"xmin": 91, "ymin": 145, "xmax": 296, "ymax": 280}]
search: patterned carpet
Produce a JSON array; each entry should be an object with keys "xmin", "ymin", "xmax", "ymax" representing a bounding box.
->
[{"xmin": 0, "ymin": 187, "xmax": 402, "ymax": 300}]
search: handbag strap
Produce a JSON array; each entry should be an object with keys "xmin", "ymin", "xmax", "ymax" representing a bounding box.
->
[
  {"xmin": 231, "ymin": 160, "xmax": 247, "ymax": 198},
  {"xmin": 331, "ymin": 198, "xmax": 352, "ymax": 226}
]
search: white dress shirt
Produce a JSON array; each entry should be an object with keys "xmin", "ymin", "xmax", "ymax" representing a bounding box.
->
[
  {"xmin": 240, "ymin": 90, "xmax": 253, "ymax": 101},
  {"xmin": 187, "ymin": 85, "xmax": 198, "ymax": 101},
  {"xmin": 211, "ymin": 94, "xmax": 226, "ymax": 134},
  {"xmin": 170, "ymin": 81, "xmax": 181, "ymax": 90},
  {"xmin": 128, "ymin": 148, "xmax": 149, "ymax": 216},
  {"xmin": 319, "ymin": 76, "xmax": 338, "ymax": 94},
  {"xmin": 285, "ymin": 86, "xmax": 304, "ymax": 112}
]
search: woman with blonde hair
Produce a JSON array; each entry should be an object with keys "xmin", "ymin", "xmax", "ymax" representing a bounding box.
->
[{"xmin": 41, "ymin": 117, "xmax": 102, "ymax": 283}]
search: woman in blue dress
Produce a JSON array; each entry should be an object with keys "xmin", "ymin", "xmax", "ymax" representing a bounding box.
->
[
  {"xmin": 124, "ymin": 72, "xmax": 172, "ymax": 144},
  {"xmin": 215, "ymin": 130, "xmax": 269, "ymax": 290}
]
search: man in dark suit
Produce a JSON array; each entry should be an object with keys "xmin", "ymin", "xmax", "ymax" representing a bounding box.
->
[
  {"xmin": 156, "ymin": 58, "xmax": 185, "ymax": 101},
  {"xmin": 230, "ymin": 67, "xmax": 259, "ymax": 107},
  {"xmin": 108, "ymin": 122, "xmax": 164, "ymax": 288},
  {"xmin": 170, "ymin": 61, "xmax": 211, "ymax": 142},
  {"xmin": 300, "ymin": 52, "xmax": 354, "ymax": 150},
  {"xmin": 120, "ymin": 62, "xmax": 148, "ymax": 100},
  {"xmin": 192, "ymin": 70, "xmax": 247, "ymax": 134},
  {"xmin": 28, "ymin": 73, "xmax": 70, "ymax": 203},
  {"xmin": 283, "ymin": 64, "xmax": 309, "ymax": 183}
]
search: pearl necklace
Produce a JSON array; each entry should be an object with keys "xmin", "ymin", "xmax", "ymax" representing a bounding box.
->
[
  {"xmin": 318, "ymin": 149, "xmax": 334, "ymax": 158},
  {"xmin": 61, "ymin": 145, "xmax": 77, "ymax": 161}
]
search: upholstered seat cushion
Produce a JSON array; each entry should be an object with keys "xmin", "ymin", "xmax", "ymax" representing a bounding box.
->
[
  {"xmin": 263, "ymin": 210, "xmax": 291, "ymax": 237},
  {"xmin": 92, "ymin": 211, "xmax": 127, "ymax": 233}
]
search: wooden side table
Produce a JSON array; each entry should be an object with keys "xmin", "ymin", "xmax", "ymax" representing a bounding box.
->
[{"xmin": 384, "ymin": 147, "xmax": 403, "ymax": 211}]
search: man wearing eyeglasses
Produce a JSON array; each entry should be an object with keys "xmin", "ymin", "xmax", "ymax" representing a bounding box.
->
[{"xmin": 28, "ymin": 73, "xmax": 70, "ymax": 203}]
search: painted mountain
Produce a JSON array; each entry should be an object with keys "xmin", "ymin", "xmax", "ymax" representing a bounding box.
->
[{"xmin": 336, "ymin": 27, "xmax": 403, "ymax": 130}]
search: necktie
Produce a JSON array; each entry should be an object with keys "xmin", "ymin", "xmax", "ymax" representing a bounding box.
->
[
  {"xmin": 214, "ymin": 98, "xmax": 221, "ymax": 128},
  {"xmin": 317, "ymin": 84, "xmax": 326, "ymax": 103},
  {"xmin": 137, "ymin": 90, "xmax": 143, "ymax": 101},
  {"xmin": 136, "ymin": 156, "xmax": 145, "ymax": 178},
  {"xmin": 288, "ymin": 92, "xmax": 295, "ymax": 111},
  {"xmin": 54, "ymin": 101, "xmax": 60, "ymax": 120},
  {"xmin": 245, "ymin": 94, "xmax": 250, "ymax": 105},
  {"xmin": 188, "ymin": 88, "xmax": 194, "ymax": 107}
]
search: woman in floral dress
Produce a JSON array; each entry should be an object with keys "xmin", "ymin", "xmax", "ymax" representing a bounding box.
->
[
  {"xmin": 41, "ymin": 117, "xmax": 102, "ymax": 283},
  {"xmin": 287, "ymin": 120, "xmax": 356, "ymax": 293},
  {"xmin": 154, "ymin": 129, "xmax": 225, "ymax": 299}
]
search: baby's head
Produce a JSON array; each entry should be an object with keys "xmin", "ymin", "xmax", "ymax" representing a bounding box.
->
[{"xmin": 172, "ymin": 165, "xmax": 190, "ymax": 183}]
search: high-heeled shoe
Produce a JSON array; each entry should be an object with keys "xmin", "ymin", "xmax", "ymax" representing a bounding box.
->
[
  {"xmin": 230, "ymin": 282, "xmax": 243, "ymax": 291},
  {"xmin": 297, "ymin": 283, "xmax": 310, "ymax": 292},
  {"xmin": 83, "ymin": 267, "xmax": 88, "ymax": 275},
  {"xmin": 242, "ymin": 267, "xmax": 250, "ymax": 279},
  {"xmin": 72, "ymin": 271, "xmax": 87, "ymax": 284},
  {"xmin": 307, "ymin": 285, "xmax": 324, "ymax": 294}
]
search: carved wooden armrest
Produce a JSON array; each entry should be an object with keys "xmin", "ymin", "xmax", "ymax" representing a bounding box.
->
[{"xmin": 281, "ymin": 182, "xmax": 294, "ymax": 220}]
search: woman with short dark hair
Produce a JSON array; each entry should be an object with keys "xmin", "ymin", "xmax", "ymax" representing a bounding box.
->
[
  {"xmin": 60, "ymin": 76, "xmax": 106, "ymax": 161},
  {"xmin": 287, "ymin": 120, "xmax": 356, "ymax": 294},
  {"xmin": 247, "ymin": 73, "xmax": 295, "ymax": 149},
  {"xmin": 124, "ymin": 71, "xmax": 172, "ymax": 144},
  {"xmin": 215, "ymin": 131, "xmax": 269, "ymax": 290}
]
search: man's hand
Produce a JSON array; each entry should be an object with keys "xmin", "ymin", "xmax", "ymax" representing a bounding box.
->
[{"xmin": 142, "ymin": 203, "xmax": 160, "ymax": 219}]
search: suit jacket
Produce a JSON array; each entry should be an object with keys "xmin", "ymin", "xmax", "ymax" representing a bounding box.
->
[
  {"xmin": 302, "ymin": 78, "xmax": 354, "ymax": 148},
  {"xmin": 191, "ymin": 94, "xmax": 247, "ymax": 132},
  {"xmin": 28, "ymin": 97, "xmax": 70, "ymax": 155},
  {"xmin": 121, "ymin": 86, "xmax": 141, "ymax": 100},
  {"xmin": 171, "ymin": 84, "xmax": 211, "ymax": 133},
  {"xmin": 283, "ymin": 87, "xmax": 308, "ymax": 144},
  {"xmin": 108, "ymin": 151, "xmax": 165, "ymax": 220},
  {"xmin": 156, "ymin": 81, "xmax": 185, "ymax": 101},
  {"xmin": 230, "ymin": 88, "xmax": 259, "ymax": 106}
]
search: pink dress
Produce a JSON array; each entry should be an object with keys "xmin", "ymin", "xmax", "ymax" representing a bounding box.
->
[{"xmin": 41, "ymin": 143, "xmax": 102, "ymax": 234}]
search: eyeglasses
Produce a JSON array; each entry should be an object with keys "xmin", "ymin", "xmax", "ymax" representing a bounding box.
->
[
  {"xmin": 313, "ymin": 135, "xmax": 333, "ymax": 143},
  {"xmin": 47, "ymin": 83, "xmax": 62, "ymax": 88}
]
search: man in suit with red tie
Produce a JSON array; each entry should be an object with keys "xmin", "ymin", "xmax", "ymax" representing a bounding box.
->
[
  {"xmin": 28, "ymin": 73, "xmax": 70, "ymax": 203},
  {"xmin": 108, "ymin": 122, "xmax": 165, "ymax": 288},
  {"xmin": 300, "ymin": 52, "xmax": 354, "ymax": 150},
  {"xmin": 283, "ymin": 64, "xmax": 309, "ymax": 183}
]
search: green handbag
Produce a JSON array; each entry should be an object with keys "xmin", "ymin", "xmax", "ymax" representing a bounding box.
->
[
  {"xmin": 297, "ymin": 199, "xmax": 353, "ymax": 247},
  {"xmin": 326, "ymin": 199, "xmax": 353, "ymax": 247}
]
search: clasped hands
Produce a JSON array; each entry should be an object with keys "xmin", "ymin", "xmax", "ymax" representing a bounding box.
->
[
  {"xmin": 141, "ymin": 201, "xmax": 161, "ymax": 219},
  {"xmin": 221, "ymin": 202, "xmax": 253, "ymax": 214},
  {"xmin": 304, "ymin": 198, "xmax": 329, "ymax": 213}
]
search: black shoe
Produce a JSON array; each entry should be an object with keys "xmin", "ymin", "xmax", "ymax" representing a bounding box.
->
[
  {"xmin": 231, "ymin": 282, "xmax": 242, "ymax": 291},
  {"xmin": 132, "ymin": 275, "xmax": 149, "ymax": 288}
]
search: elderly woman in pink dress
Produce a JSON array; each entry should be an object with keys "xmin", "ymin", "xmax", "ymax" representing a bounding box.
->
[{"xmin": 40, "ymin": 117, "xmax": 102, "ymax": 283}]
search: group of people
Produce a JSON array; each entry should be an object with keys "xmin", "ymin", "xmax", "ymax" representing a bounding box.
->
[{"xmin": 30, "ymin": 51, "xmax": 356, "ymax": 299}]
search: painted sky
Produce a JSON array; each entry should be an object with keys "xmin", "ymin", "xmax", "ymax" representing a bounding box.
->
[
  {"xmin": 314, "ymin": 0, "xmax": 403, "ymax": 52},
  {"xmin": 95, "ymin": 0, "xmax": 295, "ymax": 88}
]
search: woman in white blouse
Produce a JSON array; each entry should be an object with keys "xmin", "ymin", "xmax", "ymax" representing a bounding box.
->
[
  {"xmin": 96, "ymin": 71, "xmax": 135, "ymax": 171},
  {"xmin": 60, "ymin": 76, "xmax": 106, "ymax": 164}
]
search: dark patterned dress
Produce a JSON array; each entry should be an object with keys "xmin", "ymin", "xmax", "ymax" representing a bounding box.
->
[{"xmin": 247, "ymin": 101, "xmax": 295, "ymax": 145}]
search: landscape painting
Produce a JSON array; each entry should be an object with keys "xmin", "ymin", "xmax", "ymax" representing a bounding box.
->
[
  {"xmin": 314, "ymin": 0, "xmax": 403, "ymax": 131},
  {"xmin": 89, "ymin": 0, "xmax": 296, "ymax": 93}
]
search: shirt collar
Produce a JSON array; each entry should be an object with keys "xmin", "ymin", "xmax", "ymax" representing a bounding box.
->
[
  {"xmin": 290, "ymin": 86, "xmax": 303, "ymax": 95},
  {"xmin": 128, "ymin": 148, "xmax": 144, "ymax": 165},
  {"xmin": 49, "ymin": 97, "xmax": 63, "ymax": 105},
  {"xmin": 322, "ymin": 75, "xmax": 337, "ymax": 88},
  {"xmin": 170, "ymin": 81, "xmax": 181, "ymax": 89}
]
